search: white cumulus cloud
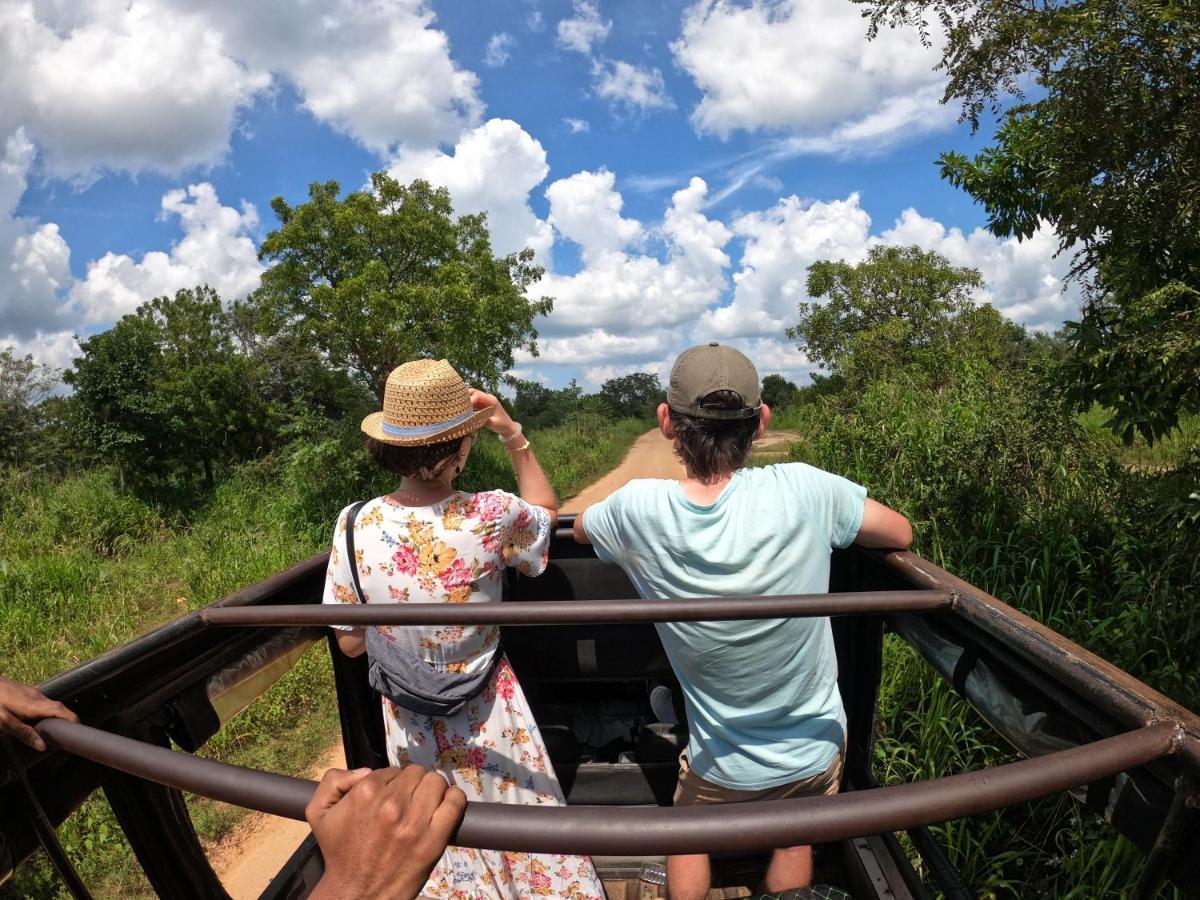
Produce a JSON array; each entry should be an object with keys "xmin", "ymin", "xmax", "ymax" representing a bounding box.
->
[
  {"xmin": 1, "ymin": 0, "xmax": 482, "ymax": 181},
  {"xmin": 702, "ymin": 191, "xmax": 1078, "ymax": 345},
  {"xmin": 546, "ymin": 169, "xmax": 643, "ymax": 262},
  {"xmin": 0, "ymin": 130, "xmax": 73, "ymax": 340},
  {"xmin": 880, "ymin": 209, "xmax": 1078, "ymax": 332},
  {"xmin": 672, "ymin": 0, "xmax": 946, "ymax": 148},
  {"xmin": 386, "ymin": 119, "xmax": 553, "ymax": 260},
  {"xmin": 540, "ymin": 176, "xmax": 731, "ymax": 334},
  {"xmin": 705, "ymin": 193, "xmax": 874, "ymax": 338},
  {"xmin": 0, "ymin": 2, "xmax": 269, "ymax": 181},
  {"xmin": 68, "ymin": 183, "xmax": 264, "ymax": 326}
]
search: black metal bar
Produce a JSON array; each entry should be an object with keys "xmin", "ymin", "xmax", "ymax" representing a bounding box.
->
[
  {"xmin": 36, "ymin": 719, "xmax": 1178, "ymax": 857},
  {"xmin": 2, "ymin": 741, "xmax": 92, "ymax": 900},
  {"xmin": 201, "ymin": 590, "xmax": 955, "ymax": 628},
  {"xmin": 1130, "ymin": 774, "xmax": 1200, "ymax": 900}
]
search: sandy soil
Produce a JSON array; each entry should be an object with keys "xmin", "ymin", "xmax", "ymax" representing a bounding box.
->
[
  {"xmin": 207, "ymin": 428, "xmax": 798, "ymax": 896},
  {"xmin": 561, "ymin": 428, "xmax": 685, "ymax": 512},
  {"xmin": 209, "ymin": 743, "xmax": 346, "ymax": 899}
]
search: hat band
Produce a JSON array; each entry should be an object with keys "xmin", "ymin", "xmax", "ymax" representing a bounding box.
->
[
  {"xmin": 380, "ymin": 409, "xmax": 475, "ymax": 439},
  {"xmin": 669, "ymin": 402, "xmax": 762, "ymax": 420}
]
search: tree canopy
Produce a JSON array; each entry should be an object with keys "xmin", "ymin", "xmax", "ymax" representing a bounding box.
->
[
  {"xmin": 854, "ymin": 0, "xmax": 1200, "ymax": 440},
  {"xmin": 68, "ymin": 287, "xmax": 276, "ymax": 487},
  {"xmin": 788, "ymin": 245, "xmax": 998, "ymax": 378},
  {"xmin": 599, "ymin": 372, "xmax": 666, "ymax": 419},
  {"xmin": 761, "ymin": 374, "xmax": 800, "ymax": 411},
  {"xmin": 252, "ymin": 174, "xmax": 552, "ymax": 402},
  {"xmin": 1, "ymin": 348, "xmax": 58, "ymax": 468}
]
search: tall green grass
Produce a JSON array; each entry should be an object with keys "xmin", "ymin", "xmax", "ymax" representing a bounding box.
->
[
  {"xmin": 0, "ymin": 415, "xmax": 646, "ymax": 898},
  {"xmin": 775, "ymin": 367, "xmax": 1198, "ymax": 897}
]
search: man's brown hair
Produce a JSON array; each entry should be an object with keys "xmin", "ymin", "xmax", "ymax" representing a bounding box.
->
[{"xmin": 668, "ymin": 390, "xmax": 758, "ymax": 482}]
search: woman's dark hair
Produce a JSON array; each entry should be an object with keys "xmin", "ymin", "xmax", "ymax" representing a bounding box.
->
[
  {"xmin": 668, "ymin": 390, "xmax": 759, "ymax": 482},
  {"xmin": 364, "ymin": 435, "xmax": 465, "ymax": 477}
]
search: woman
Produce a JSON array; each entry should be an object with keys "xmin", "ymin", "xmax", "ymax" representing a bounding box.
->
[{"xmin": 322, "ymin": 359, "xmax": 605, "ymax": 900}]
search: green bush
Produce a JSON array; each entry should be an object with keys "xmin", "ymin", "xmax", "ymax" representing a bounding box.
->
[{"xmin": 775, "ymin": 361, "xmax": 1198, "ymax": 895}]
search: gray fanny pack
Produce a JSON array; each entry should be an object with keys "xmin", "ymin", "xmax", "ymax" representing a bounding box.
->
[{"xmin": 346, "ymin": 501, "xmax": 500, "ymax": 717}]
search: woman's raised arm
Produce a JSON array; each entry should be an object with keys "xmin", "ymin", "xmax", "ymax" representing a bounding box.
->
[{"xmin": 469, "ymin": 389, "xmax": 558, "ymax": 527}]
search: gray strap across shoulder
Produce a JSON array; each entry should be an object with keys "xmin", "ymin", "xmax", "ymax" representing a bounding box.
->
[{"xmin": 343, "ymin": 498, "xmax": 500, "ymax": 717}]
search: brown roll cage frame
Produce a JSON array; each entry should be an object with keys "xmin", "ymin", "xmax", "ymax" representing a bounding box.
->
[{"xmin": 3, "ymin": 517, "xmax": 1199, "ymax": 899}]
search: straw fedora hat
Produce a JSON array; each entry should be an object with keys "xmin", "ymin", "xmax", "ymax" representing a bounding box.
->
[{"xmin": 361, "ymin": 359, "xmax": 494, "ymax": 446}]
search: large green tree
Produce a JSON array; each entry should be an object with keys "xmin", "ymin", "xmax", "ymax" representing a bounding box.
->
[
  {"xmin": 854, "ymin": 0, "xmax": 1200, "ymax": 441},
  {"xmin": 66, "ymin": 315, "xmax": 175, "ymax": 491},
  {"xmin": 789, "ymin": 246, "xmax": 1003, "ymax": 378},
  {"xmin": 507, "ymin": 378, "xmax": 586, "ymax": 430},
  {"xmin": 599, "ymin": 372, "xmax": 666, "ymax": 419},
  {"xmin": 137, "ymin": 286, "xmax": 272, "ymax": 483},
  {"xmin": 761, "ymin": 374, "xmax": 800, "ymax": 411},
  {"xmin": 0, "ymin": 348, "xmax": 58, "ymax": 468},
  {"xmin": 252, "ymin": 174, "xmax": 552, "ymax": 402},
  {"xmin": 69, "ymin": 287, "xmax": 274, "ymax": 487}
]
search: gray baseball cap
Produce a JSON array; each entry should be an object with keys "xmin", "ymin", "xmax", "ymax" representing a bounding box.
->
[{"xmin": 667, "ymin": 342, "xmax": 762, "ymax": 420}]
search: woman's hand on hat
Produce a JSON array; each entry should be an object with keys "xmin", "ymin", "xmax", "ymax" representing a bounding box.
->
[{"xmin": 468, "ymin": 389, "xmax": 520, "ymax": 443}]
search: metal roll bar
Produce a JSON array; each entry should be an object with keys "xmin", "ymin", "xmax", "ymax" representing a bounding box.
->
[
  {"xmin": 201, "ymin": 590, "xmax": 955, "ymax": 627},
  {"xmin": 36, "ymin": 719, "xmax": 1178, "ymax": 856}
]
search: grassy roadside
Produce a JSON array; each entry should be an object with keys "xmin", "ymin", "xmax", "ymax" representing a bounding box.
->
[
  {"xmin": 0, "ymin": 416, "xmax": 646, "ymax": 898},
  {"xmin": 771, "ymin": 379, "xmax": 1197, "ymax": 897}
]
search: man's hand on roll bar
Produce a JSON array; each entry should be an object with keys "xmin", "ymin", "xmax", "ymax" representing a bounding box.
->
[
  {"xmin": 0, "ymin": 676, "xmax": 78, "ymax": 751},
  {"xmin": 307, "ymin": 764, "xmax": 466, "ymax": 900}
]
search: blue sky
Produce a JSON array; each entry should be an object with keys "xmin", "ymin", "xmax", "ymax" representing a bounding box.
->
[{"xmin": 1, "ymin": 0, "xmax": 1075, "ymax": 388}]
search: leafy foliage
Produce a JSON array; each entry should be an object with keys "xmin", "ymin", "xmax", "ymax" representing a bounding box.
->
[
  {"xmin": 598, "ymin": 371, "xmax": 665, "ymax": 419},
  {"xmin": 0, "ymin": 348, "xmax": 58, "ymax": 468},
  {"xmin": 788, "ymin": 245, "xmax": 1029, "ymax": 384},
  {"xmin": 1060, "ymin": 282, "xmax": 1200, "ymax": 443},
  {"xmin": 65, "ymin": 313, "xmax": 177, "ymax": 490},
  {"xmin": 252, "ymin": 174, "xmax": 552, "ymax": 401},
  {"xmin": 507, "ymin": 378, "xmax": 586, "ymax": 430},
  {"xmin": 855, "ymin": 0, "xmax": 1200, "ymax": 440},
  {"xmin": 761, "ymin": 374, "xmax": 799, "ymax": 411}
]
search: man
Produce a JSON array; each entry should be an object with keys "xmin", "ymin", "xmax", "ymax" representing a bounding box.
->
[
  {"xmin": 2, "ymin": 675, "xmax": 464, "ymax": 900},
  {"xmin": 574, "ymin": 343, "xmax": 912, "ymax": 899}
]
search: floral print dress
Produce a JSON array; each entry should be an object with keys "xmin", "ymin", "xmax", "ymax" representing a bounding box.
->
[{"xmin": 323, "ymin": 491, "xmax": 606, "ymax": 900}]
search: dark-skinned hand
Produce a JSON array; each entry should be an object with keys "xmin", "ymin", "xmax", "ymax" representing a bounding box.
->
[{"xmin": 307, "ymin": 764, "xmax": 466, "ymax": 900}]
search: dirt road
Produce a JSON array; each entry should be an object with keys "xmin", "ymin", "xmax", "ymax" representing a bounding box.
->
[
  {"xmin": 208, "ymin": 427, "xmax": 796, "ymax": 896},
  {"xmin": 561, "ymin": 428, "xmax": 685, "ymax": 512}
]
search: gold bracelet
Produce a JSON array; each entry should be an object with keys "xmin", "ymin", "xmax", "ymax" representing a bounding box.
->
[{"xmin": 507, "ymin": 438, "xmax": 531, "ymax": 452}]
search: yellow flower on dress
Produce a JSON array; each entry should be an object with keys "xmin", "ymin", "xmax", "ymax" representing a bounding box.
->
[
  {"xmin": 418, "ymin": 539, "xmax": 457, "ymax": 575},
  {"xmin": 406, "ymin": 514, "xmax": 434, "ymax": 546},
  {"xmin": 442, "ymin": 495, "xmax": 472, "ymax": 531},
  {"xmin": 446, "ymin": 585, "xmax": 472, "ymax": 604},
  {"xmin": 503, "ymin": 727, "xmax": 531, "ymax": 745},
  {"xmin": 332, "ymin": 583, "xmax": 357, "ymax": 604}
]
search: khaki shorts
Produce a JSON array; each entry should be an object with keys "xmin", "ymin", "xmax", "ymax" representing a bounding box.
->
[{"xmin": 673, "ymin": 750, "xmax": 843, "ymax": 807}]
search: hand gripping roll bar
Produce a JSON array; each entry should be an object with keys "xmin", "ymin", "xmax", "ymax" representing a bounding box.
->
[{"xmin": 35, "ymin": 718, "xmax": 1178, "ymax": 856}]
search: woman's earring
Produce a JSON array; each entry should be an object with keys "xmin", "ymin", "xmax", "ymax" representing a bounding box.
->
[{"xmin": 455, "ymin": 464, "xmax": 463, "ymax": 475}]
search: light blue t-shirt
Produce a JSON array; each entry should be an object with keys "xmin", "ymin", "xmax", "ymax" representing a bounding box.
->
[{"xmin": 583, "ymin": 462, "xmax": 867, "ymax": 790}]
